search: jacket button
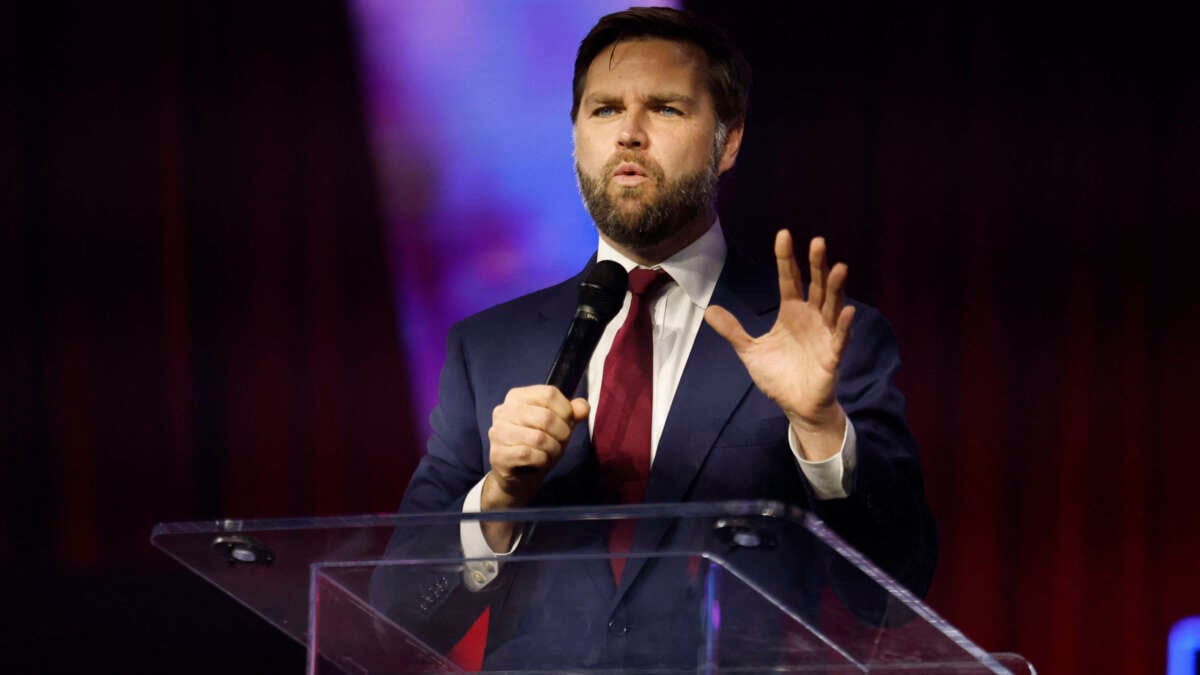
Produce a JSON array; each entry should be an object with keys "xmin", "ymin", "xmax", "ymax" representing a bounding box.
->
[{"xmin": 607, "ymin": 620, "xmax": 628, "ymax": 635}]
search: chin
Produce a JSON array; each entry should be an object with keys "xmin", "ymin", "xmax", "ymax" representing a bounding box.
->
[
  {"xmin": 612, "ymin": 185, "xmax": 655, "ymax": 201},
  {"xmin": 605, "ymin": 223, "xmax": 679, "ymax": 252}
]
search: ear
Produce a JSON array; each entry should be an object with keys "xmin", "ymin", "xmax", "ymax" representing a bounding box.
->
[{"xmin": 717, "ymin": 120, "xmax": 745, "ymax": 175}]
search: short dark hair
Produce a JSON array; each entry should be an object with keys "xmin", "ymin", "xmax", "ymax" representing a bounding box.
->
[{"xmin": 571, "ymin": 7, "xmax": 751, "ymax": 126}]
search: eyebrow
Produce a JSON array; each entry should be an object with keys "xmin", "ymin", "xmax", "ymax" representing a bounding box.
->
[
  {"xmin": 583, "ymin": 92, "xmax": 697, "ymax": 107},
  {"xmin": 644, "ymin": 93, "xmax": 695, "ymax": 107}
]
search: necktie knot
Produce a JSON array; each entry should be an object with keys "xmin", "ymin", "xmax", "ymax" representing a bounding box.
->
[{"xmin": 628, "ymin": 267, "xmax": 672, "ymax": 297}]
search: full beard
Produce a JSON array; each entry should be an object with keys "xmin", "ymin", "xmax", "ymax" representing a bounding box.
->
[{"xmin": 576, "ymin": 147, "xmax": 722, "ymax": 251}]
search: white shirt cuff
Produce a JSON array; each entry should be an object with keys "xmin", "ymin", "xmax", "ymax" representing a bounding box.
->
[
  {"xmin": 460, "ymin": 476, "xmax": 521, "ymax": 591},
  {"xmin": 789, "ymin": 418, "xmax": 857, "ymax": 500}
]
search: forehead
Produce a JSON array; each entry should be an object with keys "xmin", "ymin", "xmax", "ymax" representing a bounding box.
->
[{"xmin": 582, "ymin": 38, "xmax": 710, "ymax": 98}]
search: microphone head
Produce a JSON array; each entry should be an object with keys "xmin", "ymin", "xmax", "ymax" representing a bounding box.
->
[{"xmin": 577, "ymin": 260, "xmax": 628, "ymax": 324}]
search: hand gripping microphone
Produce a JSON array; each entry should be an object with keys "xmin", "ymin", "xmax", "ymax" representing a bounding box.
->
[{"xmin": 545, "ymin": 260, "xmax": 628, "ymax": 396}]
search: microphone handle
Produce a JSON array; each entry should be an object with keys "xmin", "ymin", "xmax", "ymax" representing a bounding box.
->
[{"xmin": 545, "ymin": 312, "xmax": 606, "ymax": 396}]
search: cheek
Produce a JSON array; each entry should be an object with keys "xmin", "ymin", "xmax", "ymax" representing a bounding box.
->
[
  {"xmin": 661, "ymin": 128, "xmax": 714, "ymax": 170},
  {"xmin": 573, "ymin": 138, "xmax": 606, "ymax": 175},
  {"xmin": 661, "ymin": 147, "xmax": 708, "ymax": 179}
]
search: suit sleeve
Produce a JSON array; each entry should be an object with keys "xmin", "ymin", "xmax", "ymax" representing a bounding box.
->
[
  {"xmin": 400, "ymin": 324, "xmax": 488, "ymax": 515},
  {"xmin": 807, "ymin": 304, "xmax": 938, "ymax": 599},
  {"xmin": 369, "ymin": 323, "xmax": 517, "ymax": 652}
]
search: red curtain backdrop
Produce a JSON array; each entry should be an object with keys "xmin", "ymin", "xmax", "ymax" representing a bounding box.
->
[
  {"xmin": 5, "ymin": 1, "xmax": 1198, "ymax": 673},
  {"xmin": 5, "ymin": 2, "xmax": 417, "ymax": 670},
  {"xmin": 695, "ymin": 3, "xmax": 1200, "ymax": 673}
]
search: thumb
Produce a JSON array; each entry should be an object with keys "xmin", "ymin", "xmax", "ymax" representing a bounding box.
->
[
  {"xmin": 569, "ymin": 398, "xmax": 591, "ymax": 424},
  {"xmin": 705, "ymin": 305, "xmax": 753, "ymax": 352}
]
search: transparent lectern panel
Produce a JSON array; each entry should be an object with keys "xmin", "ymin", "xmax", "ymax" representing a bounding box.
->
[
  {"xmin": 152, "ymin": 514, "xmax": 413, "ymax": 644},
  {"xmin": 152, "ymin": 502, "xmax": 1033, "ymax": 674},
  {"xmin": 313, "ymin": 553, "xmax": 1032, "ymax": 674}
]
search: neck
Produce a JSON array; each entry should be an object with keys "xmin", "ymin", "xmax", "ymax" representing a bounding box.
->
[{"xmin": 601, "ymin": 209, "xmax": 715, "ymax": 266}]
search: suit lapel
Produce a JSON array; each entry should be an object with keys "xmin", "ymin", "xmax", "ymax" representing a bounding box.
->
[{"xmin": 610, "ymin": 252, "xmax": 779, "ymax": 602}]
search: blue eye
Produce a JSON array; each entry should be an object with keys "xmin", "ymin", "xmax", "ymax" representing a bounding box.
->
[
  {"xmin": 592, "ymin": 106, "xmax": 617, "ymax": 117},
  {"xmin": 657, "ymin": 106, "xmax": 682, "ymax": 116}
]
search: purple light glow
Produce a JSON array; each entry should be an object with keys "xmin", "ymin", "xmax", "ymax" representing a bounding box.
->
[
  {"xmin": 708, "ymin": 563, "xmax": 721, "ymax": 632},
  {"xmin": 349, "ymin": 0, "xmax": 679, "ymax": 431},
  {"xmin": 1170, "ymin": 617, "xmax": 1200, "ymax": 675}
]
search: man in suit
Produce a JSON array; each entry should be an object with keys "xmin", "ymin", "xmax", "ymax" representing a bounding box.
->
[{"xmin": 378, "ymin": 7, "xmax": 936, "ymax": 669}]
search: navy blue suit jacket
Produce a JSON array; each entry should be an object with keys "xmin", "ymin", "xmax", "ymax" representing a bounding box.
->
[{"xmin": 377, "ymin": 249, "xmax": 937, "ymax": 668}]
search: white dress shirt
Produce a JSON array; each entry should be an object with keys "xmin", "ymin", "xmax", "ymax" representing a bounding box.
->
[{"xmin": 460, "ymin": 221, "xmax": 857, "ymax": 589}]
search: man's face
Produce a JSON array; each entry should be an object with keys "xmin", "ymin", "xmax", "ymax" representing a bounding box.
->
[{"xmin": 573, "ymin": 38, "xmax": 741, "ymax": 256}]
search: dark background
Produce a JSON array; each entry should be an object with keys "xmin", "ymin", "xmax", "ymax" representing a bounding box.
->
[{"xmin": 6, "ymin": 1, "xmax": 1198, "ymax": 672}]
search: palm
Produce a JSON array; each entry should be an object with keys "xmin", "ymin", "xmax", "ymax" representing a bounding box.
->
[{"xmin": 706, "ymin": 230, "xmax": 854, "ymax": 428}]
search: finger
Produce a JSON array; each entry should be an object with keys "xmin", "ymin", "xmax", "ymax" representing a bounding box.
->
[
  {"xmin": 488, "ymin": 424, "xmax": 555, "ymax": 471},
  {"xmin": 774, "ymin": 229, "xmax": 803, "ymax": 301},
  {"xmin": 505, "ymin": 384, "xmax": 573, "ymax": 421},
  {"xmin": 808, "ymin": 237, "xmax": 828, "ymax": 308},
  {"xmin": 831, "ymin": 305, "xmax": 856, "ymax": 357},
  {"xmin": 490, "ymin": 420, "xmax": 562, "ymax": 454},
  {"xmin": 494, "ymin": 444, "xmax": 554, "ymax": 474},
  {"xmin": 824, "ymin": 262, "xmax": 849, "ymax": 327},
  {"xmin": 491, "ymin": 401, "xmax": 569, "ymax": 444},
  {"xmin": 528, "ymin": 398, "xmax": 578, "ymax": 441},
  {"xmin": 569, "ymin": 398, "xmax": 590, "ymax": 424},
  {"xmin": 704, "ymin": 305, "xmax": 754, "ymax": 352}
]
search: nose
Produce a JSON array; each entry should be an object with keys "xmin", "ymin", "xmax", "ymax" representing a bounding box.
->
[{"xmin": 617, "ymin": 111, "xmax": 648, "ymax": 149}]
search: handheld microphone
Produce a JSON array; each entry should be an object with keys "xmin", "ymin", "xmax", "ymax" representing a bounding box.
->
[{"xmin": 545, "ymin": 260, "xmax": 628, "ymax": 396}]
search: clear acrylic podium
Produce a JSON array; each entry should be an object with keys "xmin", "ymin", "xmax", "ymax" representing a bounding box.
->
[{"xmin": 152, "ymin": 501, "xmax": 1032, "ymax": 673}]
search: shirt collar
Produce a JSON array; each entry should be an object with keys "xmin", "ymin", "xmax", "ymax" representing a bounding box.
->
[{"xmin": 596, "ymin": 219, "xmax": 727, "ymax": 308}]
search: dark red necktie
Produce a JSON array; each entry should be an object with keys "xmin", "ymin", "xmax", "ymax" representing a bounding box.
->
[{"xmin": 593, "ymin": 267, "xmax": 672, "ymax": 582}]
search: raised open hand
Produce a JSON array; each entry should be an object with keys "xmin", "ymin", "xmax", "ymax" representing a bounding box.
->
[{"xmin": 705, "ymin": 229, "xmax": 854, "ymax": 460}]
